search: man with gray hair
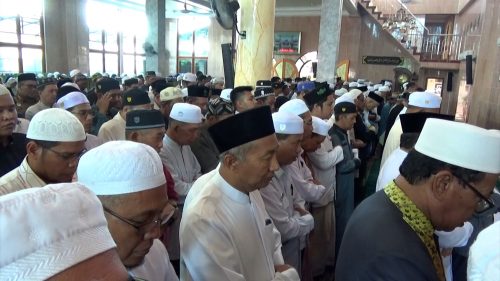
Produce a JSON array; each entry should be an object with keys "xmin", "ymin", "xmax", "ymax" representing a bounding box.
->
[
  {"xmin": 77, "ymin": 141, "xmax": 178, "ymax": 281},
  {"xmin": 0, "ymin": 182, "xmax": 131, "ymax": 280},
  {"xmin": 0, "ymin": 108, "xmax": 86, "ymax": 195}
]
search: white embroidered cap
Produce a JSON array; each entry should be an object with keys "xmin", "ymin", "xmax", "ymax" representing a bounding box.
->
[
  {"xmin": 183, "ymin": 73, "xmax": 197, "ymax": 83},
  {"xmin": 335, "ymin": 88, "xmax": 348, "ymax": 97},
  {"xmin": 55, "ymin": 91, "xmax": 90, "ymax": 109},
  {"xmin": 378, "ymin": 86, "xmax": 390, "ymax": 92},
  {"xmin": 408, "ymin": 91, "xmax": 442, "ymax": 109},
  {"xmin": 27, "ymin": 108, "xmax": 86, "ymax": 142},
  {"xmin": 334, "ymin": 94, "xmax": 355, "ymax": 105},
  {"xmin": 312, "ymin": 116, "xmax": 330, "ymax": 136},
  {"xmin": 0, "ymin": 183, "xmax": 116, "ymax": 280},
  {"xmin": 61, "ymin": 82, "xmax": 81, "ymax": 91},
  {"xmin": 348, "ymin": 82, "xmax": 358, "ymax": 88},
  {"xmin": 272, "ymin": 111, "xmax": 304, "ymax": 135},
  {"xmin": 169, "ymin": 103, "xmax": 203, "ymax": 124},
  {"xmin": 77, "ymin": 141, "xmax": 166, "ymax": 195},
  {"xmin": 160, "ymin": 87, "xmax": 183, "ymax": 102},
  {"xmin": 220, "ymin": 88, "xmax": 233, "ymax": 102},
  {"xmin": 279, "ymin": 99, "xmax": 309, "ymax": 116},
  {"xmin": 69, "ymin": 69, "xmax": 82, "ymax": 78},
  {"xmin": 415, "ymin": 118, "xmax": 500, "ymax": 173},
  {"xmin": 346, "ymin": 89, "xmax": 363, "ymax": 100}
]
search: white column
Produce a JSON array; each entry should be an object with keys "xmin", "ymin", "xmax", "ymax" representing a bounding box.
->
[{"xmin": 145, "ymin": 0, "xmax": 166, "ymax": 75}]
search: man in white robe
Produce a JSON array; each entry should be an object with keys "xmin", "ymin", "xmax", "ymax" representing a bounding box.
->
[
  {"xmin": 160, "ymin": 102, "xmax": 203, "ymax": 269},
  {"xmin": 381, "ymin": 91, "xmax": 442, "ymax": 166},
  {"xmin": 181, "ymin": 106, "xmax": 300, "ymax": 281}
]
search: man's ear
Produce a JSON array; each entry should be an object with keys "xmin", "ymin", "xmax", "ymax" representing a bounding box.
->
[
  {"xmin": 222, "ymin": 153, "xmax": 240, "ymax": 171},
  {"xmin": 129, "ymin": 131, "xmax": 140, "ymax": 142},
  {"xmin": 26, "ymin": 141, "xmax": 41, "ymax": 160},
  {"xmin": 430, "ymin": 170, "xmax": 454, "ymax": 202}
]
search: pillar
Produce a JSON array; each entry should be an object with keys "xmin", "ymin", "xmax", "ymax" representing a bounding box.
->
[
  {"xmin": 316, "ymin": 0, "xmax": 343, "ymax": 83},
  {"xmin": 234, "ymin": 0, "xmax": 276, "ymax": 86},
  {"xmin": 145, "ymin": 0, "xmax": 166, "ymax": 75},
  {"xmin": 44, "ymin": 0, "xmax": 89, "ymax": 74}
]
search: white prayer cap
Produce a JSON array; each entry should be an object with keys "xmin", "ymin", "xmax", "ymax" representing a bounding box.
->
[
  {"xmin": 367, "ymin": 86, "xmax": 375, "ymax": 92},
  {"xmin": 183, "ymin": 73, "xmax": 197, "ymax": 83},
  {"xmin": 348, "ymin": 82, "xmax": 358, "ymax": 88},
  {"xmin": 312, "ymin": 116, "xmax": 329, "ymax": 136},
  {"xmin": 415, "ymin": 119, "xmax": 500, "ymax": 173},
  {"xmin": 176, "ymin": 75, "xmax": 183, "ymax": 82},
  {"xmin": 357, "ymin": 79, "xmax": 365, "ymax": 84},
  {"xmin": 346, "ymin": 89, "xmax": 363, "ymax": 100},
  {"xmin": 77, "ymin": 141, "xmax": 166, "ymax": 195},
  {"xmin": 0, "ymin": 183, "xmax": 116, "ymax": 280},
  {"xmin": 408, "ymin": 91, "xmax": 442, "ymax": 109},
  {"xmin": 279, "ymin": 99, "xmax": 309, "ymax": 116},
  {"xmin": 328, "ymin": 83, "xmax": 335, "ymax": 90},
  {"xmin": 335, "ymin": 94, "xmax": 355, "ymax": 105},
  {"xmin": 160, "ymin": 87, "xmax": 183, "ymax": 102},
  {"xmin": 272, "ymin": 111, "xmax": 304, "ymax": 135},
  {"xmin": 211, "ymin": 77, "xmax": 224, "ymax": 84},
  {"xmin": 69, "ymin": 69, "xmax": 82, "ymax": 78},
  {"xmin": 169, "ymin": 103, "xmax": 203, "ymax": 124},
  {"xmin": 0, "ymin": 84, "xmax": 9, "ymax": 96},
  {"xmin": 373, "ymin": 84, "xmax": 382, "ymax": 90},
  {"xmin": 467, "ymin": 221, "xmax": 500, "ymax": 281},
  {"xmin": 181, "ymin": 87, "xmax": 188, "ymax": 97},
  {"xmin": 335, "ymin": 88, "xmax": 348, "ymax": 97},
  {"xmin": 384, "ymin": 81, "xmax": 392, "ymax": 86},
  {"xmin": 27, "ymin": 108, "xmax": 86, "ymax": 142},
  {"xmin": 220, "ymin": 88, "xmax": 232, "ymax": 102},
  {"xmin": 55, "ymin": 91, "xmax": 90, "ymax": 109},
  {"xmin": 378, "ymin": 85, "xmax": 390, "ymax": 92},
  {"xmin": 61, "ymin": 82, "xmax": 81, "ymax": 91},
  {"xmin": 6, "ymin": 77, "xmax": 17, "ymax": 87}
]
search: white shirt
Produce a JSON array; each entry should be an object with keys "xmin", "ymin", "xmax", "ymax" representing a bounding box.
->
[
  {"xmin": 467, "ymin": 221, "xmax": 500, "ymax": 281},
  {"xmin": 180, "ymin": 170, "xmax": 300, "ymax": 281},
  {"xmin": 159, "ymin": 134, "xmax": 202, "ymax": 204},
  {"xmin": 129, "ymin": 239, "xmax": 179, "ymax": 281},
  {"xmin": 98, "ymin": 112, "xmax": 126, "ymax": 142},
  {"xmin": 307, "ymin": 136, "xmax": 344, "ymax": 194},
  {"xmin": 0, "ymin": 157, "xmax": 46, "ymax": 196},
  {"xmin": 376, "ymin": 148, "xmax": 408, "ymax": 192},
  {"xmin": 436, "ymin": 223, "xmax": 474, "ymax": 281},
  {"xmin": 381, "ymin": 118, "xmax": 403, "ymax": 166},
  {"xmin": 288, "ymin": 154, "xmax": 332, "ymax": 205}
]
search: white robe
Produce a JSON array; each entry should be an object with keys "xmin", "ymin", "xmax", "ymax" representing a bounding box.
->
[
  {"xmin": 375, "ymin": 148, "xmax": 408, "ymax": 192},
  {"xmin": 307, "ymin": 136, "xmax": 344, "ymax": 197},
  {"xmin": 260, "ymin": 167, "xmax": 314, "ymax": 270},
  {"xmin": 129, "ymin": 239, "xmax": 179, "ymax": 281},
  {"xmin": 467, "ymin": 221, "xmax": 500, "ymax": 281},
  {"xmin": 180, "ymin": 170, "xmax": 300, "ymax": 281},
  {"xmin": 288, "ymin": 154, "xmax": 332, "ymax": 206},
  {"xmin": 98, "ymin": 112, "xmax": 126, "ymax": 142},
  {"xmin": 381, "ymin": 118, "xmax": 403, "ymax": 166}
]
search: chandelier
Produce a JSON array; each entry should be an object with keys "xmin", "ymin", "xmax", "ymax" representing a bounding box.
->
[{"xmin": 382, "ymin": 5, "xmax": 418, "ymax": 36}]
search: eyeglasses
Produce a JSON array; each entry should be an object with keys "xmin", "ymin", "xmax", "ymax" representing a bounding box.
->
[
  {"xmin": 71, "ymin": 109, "xmax": 93, "ymax": 119},
  {"xmin": 45, "ymin": 147, "xmax": 87, "ymax": 161},
  {"xmin": 103, "ymin": 206, "xmax": 171, "ymax": 233},
  {"xmin": 452, "ymin": 172, "xmax": 495, "ymax": 213}
]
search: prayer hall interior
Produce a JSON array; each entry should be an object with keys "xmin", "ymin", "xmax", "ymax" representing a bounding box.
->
[{"xmin": 0, "ymin": 0, "xmax": 499, "ymax": 281}]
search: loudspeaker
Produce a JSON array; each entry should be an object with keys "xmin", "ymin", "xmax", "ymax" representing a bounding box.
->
[
  {"xmin": 466, "ymin": 55, "xmax": 473, "ymax": 85},
  {"xmin": 221, "ymin": 43, "xmax": 235, "ymax": 89},
  {"xmin": 312, "ymin": 62, "xmax": 317, "ymax": 78},
  {"xmin": 447, "ymin": 72, "xmax": 453, "ymax": 91}
]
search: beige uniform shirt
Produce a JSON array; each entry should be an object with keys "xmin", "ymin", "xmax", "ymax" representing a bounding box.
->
[
  {"xmin": 98, "ymin": 112, "xmax": 126, "ymax": 142},
  {"xmin": 0, "ymin": 158, "xmax": 46, "ymax": 196}
]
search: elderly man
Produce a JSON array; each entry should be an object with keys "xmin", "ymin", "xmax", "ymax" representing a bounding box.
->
[
  {"xmin": 191, "ymin": 97, "xmax": 233, "ymax": 173},
  {"xmin": 181, "ymin": 106, "xmax": 300, "ymax": 280},
  {"xmin": 260, "ymin": 111, "xmax": 314, "ymax": 274},
  {"xmin": 15, "ymin": 73, "xmax": 38, "ymax": 118},
  {"xmin": 91, "ymin": 77, "xmax": 122, "ymax": 135},
  {"xmin": 25, "ymin": 78, "xmax": 58, "ymax": 120},
  {"xmin": 0, "ymin": 183, "xmax": 130, "ymax": 280},
  {"xmin": 98, "ymin": 88, "xmax": 152, "ymax": 142},
  {"xmin": 0, "ymin": 108, "xmax": 86, "ymax": 195},
  {"xmin": 336, "ymin": 119, "xmax": 500, "ymax": 281},
  {"xmin": 185, "ymin": 85, "xmax": 210, "ymax": 115},
  {"xmin": 55, "ymin": 91, "xmax": 104, "ymax": 150},
  {"xmin": 77, "ymin": 141, "xmax": 178, "ymax": 281},
  {"xmin": 160, "ymin": 102, "xmax": 203, "ymax": 270},
  {"xmin": 0, "ymin": 85, "xmax": 27, "ymax": 177},
  {"xmin": 231, "ymin": 86, "xmax": 256, "ymax": 114},
  {"xmin": 159, "ymin": 87, "xmax": 184, "ymax": 126},
  {"xmin": 381, "ymin": 91, "xmax": 442, "ymax": 166}
]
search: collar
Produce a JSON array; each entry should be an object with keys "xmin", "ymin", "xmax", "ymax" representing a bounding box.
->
[
  {"xmin": 163, "ymin": 133, "xmax": 181, "ymax": 148},
  {"xmin": 20, "ymin": 157, "xmax": 47, "ymax": 185},
  {"xmin": 332, "ymin": 123, "xmax": 347, "ymax": 134},
  {"xmin": 114, "ymin": 112, "xmax": 125, "ymax": 123},
  {"xmin": 215, "ymin": 171, "xmax": 250, "ymax": 204},
  {"xmin": 384, "ymin": 181, "xmax": 445, "ymax": 281},
  {"xmin": 274, "ymin": 167, "xmax": 285, "ymax": 178}
]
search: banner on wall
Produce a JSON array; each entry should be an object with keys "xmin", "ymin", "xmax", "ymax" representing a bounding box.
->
[
  {"xmin": 336, "ymin": 60, "xmax": 350, "ymax": 81},
  {"xmin": 362, "ymin": 56, "xmax": 403, "ymax": 65}
]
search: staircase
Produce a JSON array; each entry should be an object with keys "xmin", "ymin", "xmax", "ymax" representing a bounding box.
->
[{"xmin": 357, "ymin": 0, "xmax": 478, "ymax": 68}]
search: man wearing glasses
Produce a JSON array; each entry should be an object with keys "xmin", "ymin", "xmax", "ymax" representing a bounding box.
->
[
  {"xmin": 77, "ymin": 141, "xmax": 178, "ymax": 281},
  {"xmin": 336, "ymin": 118, "xmax": 500, "ymax": 281},
  {"xmin": 0, "ymin": 108, "xmax": 87, "ymax": 196}
]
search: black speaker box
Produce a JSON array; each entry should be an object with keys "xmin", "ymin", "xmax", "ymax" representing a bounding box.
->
[{"xmin": 221, "ymin": 43, "xmax": 235, "ymax": 88}]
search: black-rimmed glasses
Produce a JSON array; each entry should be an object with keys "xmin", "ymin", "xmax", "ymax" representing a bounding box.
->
[
  {"xmin": 452, "ymin": 173, "xmax": 495, "ymax": 213},
  {"xmin": 45, "ymin": 147, "xmax": 87, "ymax": 161}
]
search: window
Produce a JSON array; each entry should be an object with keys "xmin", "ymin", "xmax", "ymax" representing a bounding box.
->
[
  {"xmin": 177, "ymin": 17, "xmax": 209, "ymax": 74},
  {"xmin": 0, "ymin": 0, "xmax": 44, "ymax": 73},
  {"xmin": 86, "ymin": 0, "xmax": 146, "ymax": 75}
]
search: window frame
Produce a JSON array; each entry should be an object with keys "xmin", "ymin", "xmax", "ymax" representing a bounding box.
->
[{"xmin": 176, "ymin": 23, "xmax": 208, "ymax": 74}]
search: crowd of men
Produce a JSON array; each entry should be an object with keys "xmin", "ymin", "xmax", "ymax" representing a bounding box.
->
[{"xmin": 0, "ymin": 69, "xmax": 498, "ymax": 281}]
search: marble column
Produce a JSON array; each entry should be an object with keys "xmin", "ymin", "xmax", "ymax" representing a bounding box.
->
[
  {"xmin": 208, "ymin": 18, "xmax": 233, "ymax": 78},
  {"xmin": 44, "ymin": 0, "xmax": 89, "ymax": 73},
  {"xmin": 145, "ymin": 0, "xmax": 167, "ymax": 75},
  {"xmin": 234, "ymin": 0, "xmax": 276, "ymax": 86},
  {"xmin": 316, "ymin": 0, "xmax": 344, "ymax": 83}
]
